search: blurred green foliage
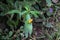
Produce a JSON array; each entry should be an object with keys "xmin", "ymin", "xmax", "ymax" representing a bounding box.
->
[{"xmin": 0, "ymin": 0, "xmax": 60, "ymax": 40}]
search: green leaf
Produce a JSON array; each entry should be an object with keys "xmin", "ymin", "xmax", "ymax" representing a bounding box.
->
[
  {"xmin": 9, "ymin": 31, "xmax": 13, "ymax": 37},
  {"xmin": 46, "ymin": 0, "xmax": 53, "ymax": 6},
  {"xmin": 14, "ymin": 1, "xmax": 19, "ymax": 9},
  {"xmin": 7, "ymin": 21, "xmax": 13, "ymax": 27},
  {"xmin": 7, "ymin": 10, "xmax": 20, "ymax": 14},
  {"xmin": 24, "ymin": 5, "xmax": 30, "ymax": 11},
  {"xmin": 30, "ymin": 11, "xmax": 39, "ymax": 18},
  {"xmin": 23, "ymin": 2, "xmax": 31, "ymax": 11},
  {"xmin": 0, "ymin": 2, "xmax": 9, "ymax": 16},
  {"xmin": 7, "ymin": 20, "xmax": 17, "ymax": 27},
  {"xmin": 14, "ymin": 1, "xmax": 22, "ymax": 10},
  {"xmin": 6, "ymin": 0, "xmax": 14, "ymax": 6},
  {"xmin": 0, "ymin": 2, "xmax": 9, "ymax": 11},
  {"xmin": 18, "ymin": 11, "xmax": 27, "ymax": 20},
  {"xmin": 46, "ymin": 12, "xmax": 53, "ymax": 16},
  {"xmin": 20, "ymin": 26, "xmax": 24, "ymax": 31},
  {"xmin": 0, "ymin": 10, "xmax": 20, "ymax": 16},
  {"xmin": 45, "ymin": 31, "xmax": 53, "ymax": 40}
]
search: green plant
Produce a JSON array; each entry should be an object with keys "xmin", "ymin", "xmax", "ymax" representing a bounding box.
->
[
  {"xmin": 0, "ymin": 0, "xmax": 60, "ymax": 40},
  {"xmin": 0, "ymin": 0, "xmax": 40, "ymax": 39}
]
